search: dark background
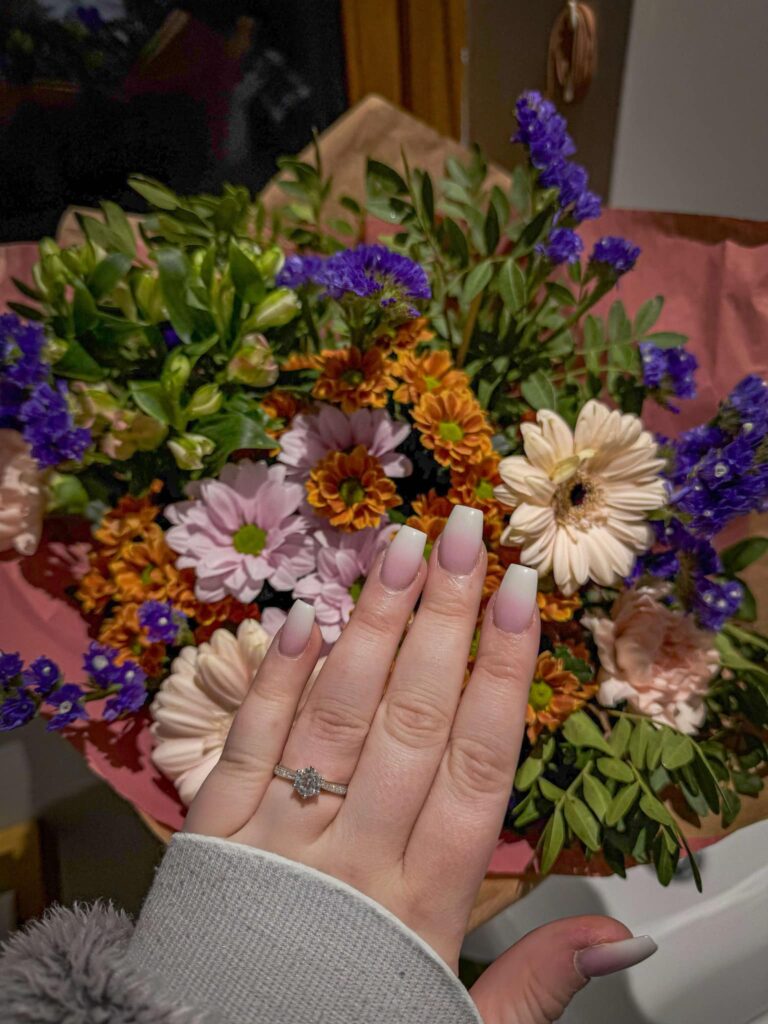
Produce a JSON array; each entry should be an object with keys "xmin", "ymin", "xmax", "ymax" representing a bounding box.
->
[{"xmin": 0, "ymin": 1, "xmax": 348, "ymax": 242}]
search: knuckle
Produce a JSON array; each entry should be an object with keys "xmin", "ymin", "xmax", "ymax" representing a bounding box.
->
[
  {"xmin": 422, "ymin": 583, "xmax": 473, "ymax": 626},
  {"xmin": 446, "ymin": 734, "xmax": 512, "ymax": 798},
  {"xmin": 217, "ymin": 742, "xmax": 274, "ymax": 780},
  {"xmin": 382, "ymin": 691, "xmax": 452, "ymax": 749},
  {"xmin": 302, "ymin": 696, "xmax": 371, "ymax": 750},
  {"xmin": 348, "ymin": 599, "xmax": 397, "ymax": 643},
  {"xmin": 472, "ymin": 646, "xmax": 517, "ymax": 687}
]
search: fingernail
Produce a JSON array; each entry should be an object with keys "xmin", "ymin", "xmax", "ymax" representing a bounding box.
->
[
  {"xmin": 493, "ymin": 564, "xmax": 538, "ymax": 633},
  {"xmin": 380, "ymin": 526, "xmax": 427, "ymax": 591},
  {"xmin": 438, "ymin": 505, "xmax": 484, "ymax": 575},
  {"xmin": 279, "ymin": 600, "xmax": 315, "ymax": 657},
  {"xmin": 574, "ymin": 936, "xmax": 658, "ymax": 978}
]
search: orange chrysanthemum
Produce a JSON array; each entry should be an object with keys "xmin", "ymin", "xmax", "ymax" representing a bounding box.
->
[
  {"xmin": 537, "ymin": 590, "xmax": 582, "ymax": 623},
  {"xmin": 306, "ymin": 445, "xmax": 400, "ymax": 531},
  {"xmin": 405, "ymin": 489, "xmax": 454, "ymax": 546},
  {"xmin": 411, "ymin": 389, "xmax": 493, "ymax": 470},
  {"xmin": 391, "ymin": 349, "xmax": 468, "ymax": 405},
  {"xmin": 374, "ymin": 316, "xmax": 434, "ymax": 353},
  {"xmin": 448, "ymin": 452, "xmax": 505, "ymax": 516},
  {"xmin": 525, "ymin": 651, "xmax": 598, "ymax": 743},
  {"xmin": 76, "ymin": 488, "xmax": 258, "ymax": 672},
  {"xmin": 312, "ymin": 346, "xmax": 396, "ymax": 413},
  {"xmin": 282, "ymin": 352, "xmax": 323, "ymax": 371},
  {"xmin": 261, "ymin": 389, "xmax": 311, "ymax": 438}
]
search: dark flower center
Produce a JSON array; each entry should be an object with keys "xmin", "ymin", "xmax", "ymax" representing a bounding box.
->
[
  {"xmin": 569, "ymin": 482, "xmax": 588, "ymax": 506},
  {"xmin": 342, "ymin": 369, "xmax": 365, "ymax": 386}
]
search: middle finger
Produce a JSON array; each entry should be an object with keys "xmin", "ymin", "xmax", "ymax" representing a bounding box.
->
[{"xmin": 333, "ymin": 505, "xmax": 486, "ymax": 859}]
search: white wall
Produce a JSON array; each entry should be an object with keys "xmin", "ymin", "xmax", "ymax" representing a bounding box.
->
[{"xmin": 611, "ymin": 0, "xmax": 768, "ymax": 218}]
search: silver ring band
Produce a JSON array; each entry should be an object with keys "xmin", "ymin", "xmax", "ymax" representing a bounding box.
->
[{"xmin": 274, "ymin": 763, "xmax": 348, "ymax": 799}]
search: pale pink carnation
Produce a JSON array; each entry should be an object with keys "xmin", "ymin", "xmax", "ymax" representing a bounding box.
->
[
  {"xmin": 164, "ymin": 460, "xmax": 316, "ymax": 604},
  {"xmin": 0, "ymin": 429, "xmax": 47, "ymax": 557},
  {"xmin": 583, "ymin": 586, "xmax": 720, "ymax": 734},
  {"xmin": 278, "ymin": 404, "xmax": 412, "ymax": 480}
]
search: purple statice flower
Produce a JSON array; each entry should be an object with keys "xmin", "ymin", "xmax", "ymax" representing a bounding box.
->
[
  {"xmin": 693, "ymin": 576, "xmax": 744, "ymax": 631},
  {"xmin": 542, "ymin": 227, "xmax": 583, "ymax": 265},
  {"xmin": 629, "ymin": 517, "xmax": 719, "ymax": 585},
  {"xmin": 573, "ymin": 190, "xmax": 602, "ymax": 222},
  {"xmin": 0, "ymin": 692, "xmax": 36, "ymax": 731},
  {"xmin": 18, "ymin": 380, "xmax": 91, "ymax": 468},
  {"xmin": 727, "ymin": 374, "xmax": 768, "ymax": 438},
  {"xmin": 45, "ymin": 684, "xmax": 88, "ymax": 731},
  {"xmin": 0, "ymin": 314, "xmax": 47, "ymax": 426},
  {"xmin": 276, "ymin": 253, "xmax": 325, "ymax": 289},
  {"xmin": 512, "ymin": 91, "xmax": 576, "ymax": 171},
  {"xmin": 83, "ymin": 641, "xmax": 120, "ymax": 686},
  {"xmin": 104, "ymin": 680, "xmax": 147, "ymax": 721},
  {"xmin": 590, "ymin": 236, "xmax": 641, "ymax": 278},
  {"xmin": 640, "ymin": 344, "xmax": 698, "ymax": 405},
  {"xmin": 161, "ymin": 324, "xmax": 182, "ymax": 349},
  {"xmin": 674, "ymin": 434, "xmax": 764, "ymax": 535},
  {"xmin": 75, "ymin": 5, "xmax": 104, "ymax": 32},
  {"xmin": 23, "ymin": 656, "xmax": 61, "ymax": 696},
  {"xmin": 538, "ymin": 159, "xmax": 603, "ymax": 224},
  {"xmin": 138, "ymin": 600, "xmax": 184, "ymax": 644},
  {"xmin": 316, "ymin": 245, "xmax": 430, "ymax": 316},
  {"xmin": 0, "ymin": 652, "xmax": 23, "ymax": 686},
  {"xmin": 668, "ymin": 424, "xmax": 728, "ymax": 486}
]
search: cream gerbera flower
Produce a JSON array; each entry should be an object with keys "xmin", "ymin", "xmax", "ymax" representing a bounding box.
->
[
  {"xmin": 495, "ymin": 401, "xmax": 666, "ymax": 595},
  {"xmin": 150, "ymin": 620, "xmax": 272, "ymax": 805}
]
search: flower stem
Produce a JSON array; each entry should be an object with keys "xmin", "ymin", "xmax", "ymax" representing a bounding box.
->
[{"xmin": 456, "ymin": 292, "xmax": 482, "ymax": 368}]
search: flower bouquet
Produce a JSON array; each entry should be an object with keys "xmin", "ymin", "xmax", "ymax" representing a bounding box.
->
[{"xmin": 2, "ymin": 92, "xmax": 767, "ymax": 896}]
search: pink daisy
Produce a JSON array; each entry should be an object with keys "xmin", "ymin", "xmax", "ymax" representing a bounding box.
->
[
  {"xmin": 164, "ymin": 460, "xmax": 316, "ymax": 604},
  {"xmin": 278, "ymin": 404, "xmax": 412, "ymax": 480}
]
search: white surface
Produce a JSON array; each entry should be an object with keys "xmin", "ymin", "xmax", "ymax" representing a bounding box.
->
[
  {"xmin": 611, "ymin": 0, "xmax": 768, "ymax": 219},
  {"xmin": 462, "ymin": 820, "xmax": 768, "ymax": 1023}
]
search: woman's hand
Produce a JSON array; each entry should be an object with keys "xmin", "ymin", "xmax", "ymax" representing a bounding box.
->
[{"xmin": 185, "ymin": 505, "xmax": 655, "ymax": 1023}]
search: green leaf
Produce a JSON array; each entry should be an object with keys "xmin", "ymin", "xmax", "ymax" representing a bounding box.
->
[
  {"xmin": 128, "ymin": 381, "xmax": 174, "ymax": 425},
  {"xmin": 646, "ymin": 724, "xmax": 665, "ymax": 770},
  {"xmin": 328, "ymin": 218, "xmax": 355, "ymax": 236},
  {"xmin": 583, "ymin": 315, "xmax": 603, "ymax": 374},
  {"xmin": 661, "ymin": 731, "xmax": 695, "ymax": 770},
  {"xmin": 229, "ymin": 242, "xmax": 265, "ymax": 304},
  {"xmin": 7, "ymin": 302, "xmax": 44, "ymax": 320},
  {"xmin": 514, "ymin": 794, "xmax": 544, "ymax": 827},
  {"xmin": 439, "ymin": 218, "xmax": 470, "ymax": 267},
  {"xmin": 462, "ymin": 261, "xmax": 494, "ymax": 304},
  {"xmin": 540, "ymin": 808, "xmax": 566, "ymax": 874},
  {"xmin": 692, "ymin": 755, "xmax": 721, "ymax": 813},
  {"xmin": 12, "ymin": 276, "xmax": 43, "ymax": 301},
  {"xmin": 640, "ymin": 792, "xmax": 674, "ymax": 826},
  {"xmin": 562, "ymin": 711, "xmax": 613, "ymax": 754},
  {"xmin": 366, "ymin": 159, "xmax": 407, "ymax": 195},
  {"xmin": 156, "ymin": 247, "xmax": 194, "ymax": 342},
  {"xmin": 497, "ymin": 260, "xmax": 526, "ymax": 311},
  {"xmin": 596, "ymin": 757, "xmax": 635, "ymax": 783},
  {"xmin": 633, "ymin": 296, "xmax": 663, "ymax": 337},
  {"xmin": 720, "ymin": 537, "xmax": 768, "ymax": 575},
  {"xmin": 715, "ymin": 633, "xmax": 768, "ymax": 683},
  {"xmin": 129, "ymin": 174, "xmax": 180, "ymax": 211},
  {"xmin": 641, "ymin": 331, "xmax": 687, "ymax": 348},
  {"xmin": 608, "ymin": 300, "xmax": 632, "ymax": 343},
  {"xmin": 521, "ymin": 370, "xmax": 557, "ymax": 411},
  {"xmin": 514, "ymin": 203, "xmax": 555, "ymax": 254},
  {"xmin": 101, "ymin": 200, "xmax": 136, "ymax": 256},
  {"xmin": 546, "ymin": 282, "xmax": 577, "ymax": 306},
  {"xmin": 565, "ymin": 795, "xmax": 602, "ymax": 851},
  {"xmin": 54, "ymin": 339, "xmax": 106, "ymax": 381},
  {"xmin": 72, "ymin": 281, "xmax": 98, "ymax": 333},
  {"xmin": 654, "ymin": 832, "xmax": 677, "ymax": 886},
  {"xmin": 583, "ymin": 773, "xmax": 611, "ymax": 822},
  {"xmin": 605, "ymin": 782, "xmax": 640, "ymax": 826},
  {"xmin": 608, "ymin": 717, "xmax": 632, "ymax": 758},
  {"xmin": 539, "ymin": 777, "xmax": 566, "ymax": 802},
  {"xmin": 197, "ymin": 411, "xmax": 275, "ymax": 471},
  {"xmin": 420, "ymin": 172, "xmax": 435, "ymax": 227},
  {"xmin": 483, "ymin": 201, "xmax": 500, "ymax": 254},
  {"xmin": 736, "ymin": 581, "xmax": 757, "ymax": 622},
  {"xmin": 629, "ymin": 719, "xmax": 650, "ymax": 769},
  {"xmin": 88, "ymin": 253, "xmax": 133, "ymax": 300},
  {"xmin": 515, "ymin": 753, "xmax": 545, "ymax": 791},
  {"xmin": 721, "ymin": 787, "xmax": 742, "ymax": 828},
  {"xmin": 733, "ymin": 771, "xmax": 764, "ymax": 796}
]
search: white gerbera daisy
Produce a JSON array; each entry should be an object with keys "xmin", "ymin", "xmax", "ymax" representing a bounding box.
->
[{"xmin": 495, "ymin": 401, "xmax": 666, "ymax": 595}]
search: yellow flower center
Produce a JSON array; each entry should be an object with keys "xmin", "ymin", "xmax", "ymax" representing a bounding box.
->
[
  {"xmin": 475, "ymin": 478, "xmax": 495, "ymax": 501},
  {"xmin": 529, "ymin": 679, "xmax": 554, "ymax": 711},
  {"xmin": 339, "ymin": 477, "xmax": 365, "ymax": 506},
  {"xmin": 424, "ymin": 374, "xmax": 441, "ymax": 390},
  {"xmin": 232, "ymin": 524, "xmax": 268, "ymax": 555},
  {"xmin": 439, "ymin": 420, "xmax": 464, "ymax": 442},
  {"xmin": 348, "ymin": 576, "xmax": 365, "ymax": 602},
  {"xmin": 342, "ymin": 369, "xmax": 365, "ymax": 386}
]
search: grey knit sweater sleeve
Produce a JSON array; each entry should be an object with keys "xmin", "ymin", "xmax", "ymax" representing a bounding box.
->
[{"xmin": 0, "ymin": 833, "xmax": 484, "ymax": 1024}]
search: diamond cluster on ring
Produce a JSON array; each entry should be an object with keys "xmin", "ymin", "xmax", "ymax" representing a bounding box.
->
[{"xmin": 293, "ymin": 766, "xmax": 323, "ymax": 799}]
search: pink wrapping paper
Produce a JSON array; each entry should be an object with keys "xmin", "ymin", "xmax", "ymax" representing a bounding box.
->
[{"xmin": 2, "ymin": 205, "xmax": 767, "ymax": 872}]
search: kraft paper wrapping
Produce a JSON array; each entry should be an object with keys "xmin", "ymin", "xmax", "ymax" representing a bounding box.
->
[{"xmin": 2, "ymin": 96, "xmax": 767, "ymax": 890}]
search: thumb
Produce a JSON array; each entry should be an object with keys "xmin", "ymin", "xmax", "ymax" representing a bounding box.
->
[{"xmin": 468, "ymin": 915, "xmax": 657, "ymax": 1024}]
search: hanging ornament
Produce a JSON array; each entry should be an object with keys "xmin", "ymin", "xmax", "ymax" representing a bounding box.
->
[{"xmin": 547, "ymin": 0, "xmax": 597, "ymax": 104}]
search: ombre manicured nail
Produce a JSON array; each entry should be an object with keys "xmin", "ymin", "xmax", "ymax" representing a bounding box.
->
[
  {"xmin": 438, "ymin": 505, "xmax": 484, "ymax": 575},
  {"xmin": 493, "ymin": 563, "xmax": 538, "ymax": 633},
  {"xmin": 279, "ymin": 600, "xmax": 315, "ymax": 657},
  {"xmin": 574, "ymin": 936, "xmax": 658, "ymax": 978},
  {"xmin": 380, "ymin": 526, "xmax": 427, "ymax": 591}
]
